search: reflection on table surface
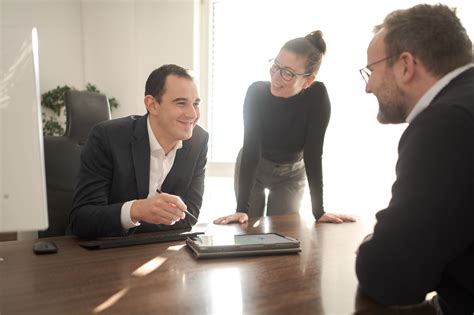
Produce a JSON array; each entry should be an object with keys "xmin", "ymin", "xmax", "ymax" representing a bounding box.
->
[{"xmin": 0, "ymin": 213, "xmax": 434, "ymax": 314}]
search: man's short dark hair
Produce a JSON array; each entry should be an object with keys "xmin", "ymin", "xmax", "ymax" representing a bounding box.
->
[
  {"xmin": 145, "ymin": 64, "xmax": 193, "ymax": 102},
  {"xmin": 375, "ymin": 4, "xmax": 472, "ymax": 77}
]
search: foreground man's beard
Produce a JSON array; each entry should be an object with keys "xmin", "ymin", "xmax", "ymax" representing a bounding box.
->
[{"xmin": 377, "ymin": 103, "xmax": 406, "ymax": 124}]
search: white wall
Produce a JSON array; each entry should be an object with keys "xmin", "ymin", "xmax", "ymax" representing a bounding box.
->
[
  {"xmin": 1, "ymin": 0, "xmax": 199, "ymax": 119},
  {"xmin": 2, "ymin": 0, "xmax": 85, "ymax": 91}
]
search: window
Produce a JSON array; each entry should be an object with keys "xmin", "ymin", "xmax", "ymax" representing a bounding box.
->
[{"xmin": 207, "ymin": 0, "xmax": 474, "ymax": 216}]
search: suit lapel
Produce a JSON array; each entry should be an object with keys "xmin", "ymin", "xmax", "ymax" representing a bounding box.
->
[
  {"xmin": 161, "ymin": 140, "xmax": 191, "ymax": 192},
  {"xmin": 131, "ymin": 115, "xmax": 150, "ymax": 198}
]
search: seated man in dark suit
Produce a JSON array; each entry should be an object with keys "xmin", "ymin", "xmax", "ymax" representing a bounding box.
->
[
  {"xmin": 356, "ymin": 4, "xmax": 474, "ymax": 314},
  {"xmin": 70, "ymin": 64, "xmax": 208, "ymax": 238}
]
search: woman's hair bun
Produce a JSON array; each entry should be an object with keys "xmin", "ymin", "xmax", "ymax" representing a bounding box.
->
[{"xmin": 305, "ymin": 30, "xmax": 326, "ymax": 55}]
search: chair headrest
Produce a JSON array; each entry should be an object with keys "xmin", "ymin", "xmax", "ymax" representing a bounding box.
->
[{"xmin": 64, "ymin": 90, "xmax": 111, "ymax": 144}]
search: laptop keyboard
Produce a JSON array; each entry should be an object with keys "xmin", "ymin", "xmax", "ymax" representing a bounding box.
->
[{"xmin": 79, "ymin": 231, "xmax": 204, "ymax": 250}]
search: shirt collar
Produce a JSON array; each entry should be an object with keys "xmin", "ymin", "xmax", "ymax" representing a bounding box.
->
[
  {"xmin": 147, "ymin": 116, "xmax": 183, "ymax": 155},
  {"xmin": 406, "ymin": 63, "xmax": 474, "ymax": 123}
]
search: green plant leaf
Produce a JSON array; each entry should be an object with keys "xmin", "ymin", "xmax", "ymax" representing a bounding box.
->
[
  {"xmin": 42, "ymin": 115, "xmax": 65, "ymax": 136},
  {"xmin": 41, "ymin": 83, "xmax": 120, "ymax": 136}
]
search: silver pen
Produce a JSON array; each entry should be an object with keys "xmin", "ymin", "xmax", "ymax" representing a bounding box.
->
[{"xmin": 156, "ymin": 188, "xmax": 199, "ymax": 221}]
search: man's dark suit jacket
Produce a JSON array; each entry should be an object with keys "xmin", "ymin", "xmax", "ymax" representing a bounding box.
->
[
  {"xmin": 70, "ymin": 114, "xmax": 208, "ymax": 239},
  {"xmin": 356, "ymin": 67, "xmax": 474, "ymax": 314}
]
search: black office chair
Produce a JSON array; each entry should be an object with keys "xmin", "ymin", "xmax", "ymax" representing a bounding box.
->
[{"xmin": 39, "ymin": 90, "xmax": 111, "ymax": 237}]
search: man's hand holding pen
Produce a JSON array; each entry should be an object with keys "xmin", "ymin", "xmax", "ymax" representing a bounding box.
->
[{"xmin": 130, "ymin": 191, "xmax": 188, "ymax": 225}]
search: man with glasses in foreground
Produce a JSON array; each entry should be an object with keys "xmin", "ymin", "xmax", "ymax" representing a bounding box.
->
[
  {"xmin": 356, "ymin": 4, "xmax": 474, "ymax": 313},
  {"xmin": 71, "ymin": 65, "xmax": 208, "ymax": 238}
]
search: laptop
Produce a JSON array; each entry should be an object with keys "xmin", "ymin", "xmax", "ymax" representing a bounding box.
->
[{"xmin": 186, "ymin": 233, "xmax": 301, "ymax": 259}]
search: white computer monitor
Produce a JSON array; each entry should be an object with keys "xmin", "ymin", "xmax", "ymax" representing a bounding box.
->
[{"xmin": 0, "ymin": 27, "xmax": 49, "ymax": 237}]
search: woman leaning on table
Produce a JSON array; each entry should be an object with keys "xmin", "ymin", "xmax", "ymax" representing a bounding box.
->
[{"xmin": 214, "ymin": 30, "xmax": 355, "ymax": 225}]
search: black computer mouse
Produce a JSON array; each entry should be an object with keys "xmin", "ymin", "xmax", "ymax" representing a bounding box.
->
[{"xmin": 33, "ymin": 240, "xmax": 58, "ymax": 255}]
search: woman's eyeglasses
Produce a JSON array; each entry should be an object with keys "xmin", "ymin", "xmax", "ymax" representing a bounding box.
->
[{"xmin": 269, "ymin": 59, "xmax": 312, "ymax": 81}]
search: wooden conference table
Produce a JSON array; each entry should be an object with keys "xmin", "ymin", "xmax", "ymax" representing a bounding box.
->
[{"xmin": 0, "ymin": 213, "xmax": 432, "ymax": 315}]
